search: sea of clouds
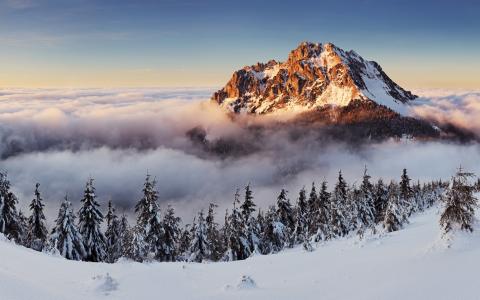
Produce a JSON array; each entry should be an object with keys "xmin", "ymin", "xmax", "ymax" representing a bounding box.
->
[{"xmin": 0, "ymin": 87, "xmax": 479, "ymax": 222}]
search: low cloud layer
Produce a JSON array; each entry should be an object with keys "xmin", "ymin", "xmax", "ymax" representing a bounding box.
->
[
  {"xmin": 410, "ymin": 89, "xmax": 480, "ymax": 136},
  {"xmin": 0, "ymin": 88, "xmax": 479, "ymax": 223}
]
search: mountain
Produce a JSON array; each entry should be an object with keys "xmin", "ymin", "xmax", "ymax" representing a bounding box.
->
[
  {"xmin": 208, "ymin": 41, "xmax": 444, "ymax": 142},
  {"xmin": 212, "ymin": 41, "xmax": 417, "ymax": 115}
]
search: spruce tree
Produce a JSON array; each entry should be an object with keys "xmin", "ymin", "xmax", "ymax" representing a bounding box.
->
[
  {"xmin": 189, "ymin": 210, "xmax": 210, "ymax": 262},
  {"xmin": 276, "ymin": 189, "xmax": 294, "ymax": 247},
  {"xmin": 78, "ymin": 178, "xmax": 106, "ymax": 262},
  {"xmin": 26, "ymin": 183, "xmax": 48, "ymax": 251},
  {"xmin": 161, "ymin": 205, "xmax": 181, "ymax": 262},
  {"xmin": 205, "ymin": 203, "xmax": 223, "ymax": 261},
  {"xmin": 440, "ymin": 169, "xmax": 478, "ymax": 234},
  {"xmin": 118, "ymin": 214, "xmax": 130, "ymax": 258},
  {"xmin": 294, "ymin": 187, "xmax": 308, "ymax": 244},
  {"xmin": 123, "ymin": 225, "xmax": 147, "ymax": 262},
  {"xmin": 314, "ymin": 181, "xmax": 331, "ymax": 241},
  {"xmin": 240, "ymin": 184, "xmax": 256, "ymax": 221},
  {"xmin": 357, "ymin": 168, "xmax": 376, "ymax": 236},
  {"xmin": 50, "ymin": 196, "xmax": 86, "ymax": 260},
  {"xmin": 260, "ymin": 205, "xmax": 285, "ymax": 254},
  {"xmin": 399, "ymin": 168, "xmax": 414, "ymax": 215},
  {"xmin": 383, "ymin": 181, "xmax": 407, "ymax": 232},
  {"xmin": 177, "ymin": 224, "xmax": 192, "ymax": 261},
  {"xmin": 240, "ymin": 184, "xmax": 260, "ymax": 254},
  {"xmin": 0, "ymin": 173, "xmax": 22, "ymax": 243},
  {"xmin": 306, "ymin": 182, "xmax": 319, "ymax": 236},
  {"xmin": 330, "ymin": 171, "xmax": 349, "ymax": 237},
  {"xmin": 224, "ymin": 190, "xmax": 250, "ymax": 261},
  {"xmin": 105, "ymin": 201, "xmax": 122, "ymax": 263},
  {"xmin": 135, "ymin": 174, "xmax": 163, "ymax": 259},
  {"xmin": 373, "ymin": 179, "xmax": 388, "ymax": 224}
]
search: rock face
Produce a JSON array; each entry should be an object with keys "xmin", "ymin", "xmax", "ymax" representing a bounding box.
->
[{"xmin": 212, "ymin": 42, "xmax": 416, "ymax": 114}]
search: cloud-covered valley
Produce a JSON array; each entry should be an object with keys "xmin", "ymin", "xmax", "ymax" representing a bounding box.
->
[{"xmin": 0, "ymin": 87, "xmax": 479, "ymax": 222}]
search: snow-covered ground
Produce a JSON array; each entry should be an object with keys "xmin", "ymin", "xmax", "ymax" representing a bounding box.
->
[{"xmin": 1, "ymin": 206, "xmax": 479, "ymax": 300}]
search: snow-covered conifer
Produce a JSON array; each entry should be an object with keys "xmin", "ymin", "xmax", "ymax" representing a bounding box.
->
[
  {"xmin": 314, "ymin": 181, "xmax": 331, "ymax": 241},
  {"xmin": 189, "ymin": 210, "xmax": 210, "ymax": 262},
  {"xmin": 123, "ymin": 225, "xmax": 147, "ymax": 262},
  {"xmin": 440, "ymin": 169, "xmax": 478, "ymax": 234},
  {"xmin": 105, "ymin": 201, "xmax": 122, "ymax": 263},
  {"xmin": 78, "ymin": 178, "xmax": 106, "ymax": 262},
  {"xmin": 135, "ymin": 174, "xmax": 163, "ymax": 259},
  {"xmin": 330, "ymin": 171, "xmax": 349, "ymax": 237},
  {"xmin": 205, "ymin": 203, "xmax": 223, "ymax": 261},
  {"xmin": 26, "ymin": 183, "xmax": 48, "ymax": 251},
  {"xmin": 161, "ymin": 205, "xmax": 181, "ymax": 261},
  {"xmin": 240, "ymin": 184, "xmax": 260, "ymax": 254},
  {"xmin": 50, "ymin": 196, "xmax": 86, "ymax": 260},
  {"xmin": 356, "ymin": 168, "xmax": 376, "ymax": 236},
  {"xmin": 373, "ymin": 179, "xmax": 388, "ymax": 224},
  {"xmin": 383, "ymin": 181, "xmax": 407, "ymax": 232},
  {"xmin": 306, "ymin": 182, "xmax": 318, "ymax": 236},
  {"xmin": 399, "ymin": 168, "xmax": 414, "ymax": 215},
  {"xmin": 294, "ymin": 187, "xmax": 308, "ymax": 244},
  {"xmin": 0, "ymin": 173, "xmax": 22, "ymax": 243},
  {"xmin": 223, "ymin": 190, "xmax": 250, "ymax": 261},
  {"xmin": 275, "ymin": 189, "xmax": 294, "ymax": 247}
]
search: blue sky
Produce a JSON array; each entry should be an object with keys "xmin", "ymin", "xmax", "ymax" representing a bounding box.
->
[{"xmin": 0, "ymin": 0, "xmax": 478, "ymax": 88}]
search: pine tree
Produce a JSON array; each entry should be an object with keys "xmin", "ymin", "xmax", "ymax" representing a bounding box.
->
[
  {"xmin": 205, "ymin": 203, "xmax": 223, "ymax": 261},
  {"xmin": 161, "ymin": 205, "xmax": 181, "ymax": 262},
  {"xmin": 0, "ymin": 173, "xmax": 22, "ymax": 243},
  {"xmin": 294, "ymin": 187, "xmax": 308, "ymax": 244},
  {"xmin": 373, "ymin": 179, "xmax": 388, "ymax": 224},
  {"xmin": 189, "ymin": 210, "xmax": 210, "ymax": 262},
  {"xmin": 78, "ymin": 178, "xmax": 106, "ymax": 262},
  {"xmin": 330, "ymin": 171, "xmax": 349, "ymax": 237},
  {"xmin": 26, "ymin": 183, "xmax": 48, "ymax": 251},
  {"xmin": 440, "ymin": 169, "xmax": 478, "ymax": 234},
  {"xmin": 50, "ymin": 196, "xmax": 86, "ymax": 260},
  {"xmin": 357, "ymin": 168, "xmax": 376, "ymax": 236},
  {"xmin": 314, "ymin": 181, "xmax": 331, "ymax": 241},
  {"xmin": 105, "ymin": 201, "xmax": 122, "ymax": 263},
  {"xmin": 135, "ymin": 174, "xmax": 163, "ymax": 259},
  {"xmin": 276, "ymin": 189, "xmax": 294, "ymax": 247}
]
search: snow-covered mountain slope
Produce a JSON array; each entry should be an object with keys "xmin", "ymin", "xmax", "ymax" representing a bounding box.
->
[
  {"xmin": 212, "ymin": 42, "xmax": 417, "ymax": 115},
  {"xmin": 1, "ymin": 207, "xmax": 480, "ymax": 300}
]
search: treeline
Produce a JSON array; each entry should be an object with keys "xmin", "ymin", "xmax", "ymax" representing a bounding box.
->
[{"xmin": 0, "ymin": 168, "xmax": 477, "ymax": 263}]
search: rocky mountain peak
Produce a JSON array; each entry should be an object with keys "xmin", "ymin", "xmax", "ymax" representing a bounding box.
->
[{"xmin": 212, "ymin": 41, "xmax": 417, "ymax": 115}]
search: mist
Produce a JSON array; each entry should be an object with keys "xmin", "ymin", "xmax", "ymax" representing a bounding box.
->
[{"xmin": 0, "ymin": 87, "xmax": 479, "ymax": 223}]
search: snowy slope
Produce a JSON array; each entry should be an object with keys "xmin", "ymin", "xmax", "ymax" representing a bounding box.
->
[{"xmin": 1, "ymin": 207, "xmax": 479, "ymax": 300}]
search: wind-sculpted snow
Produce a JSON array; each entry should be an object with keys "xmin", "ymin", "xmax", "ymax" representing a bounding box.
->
[{"xmin": 0, "ymin": 88, "xmax": 479, "ymax": 221}]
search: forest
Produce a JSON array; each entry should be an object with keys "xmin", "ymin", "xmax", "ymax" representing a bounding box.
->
[{"xmin": 0, "ymin": 167, "xmax": 477, "ymax": 264}]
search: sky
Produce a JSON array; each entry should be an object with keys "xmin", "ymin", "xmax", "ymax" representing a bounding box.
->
[{"xmin": 0, "ymin": 0, "xmax": 479, "ymax": 89}]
